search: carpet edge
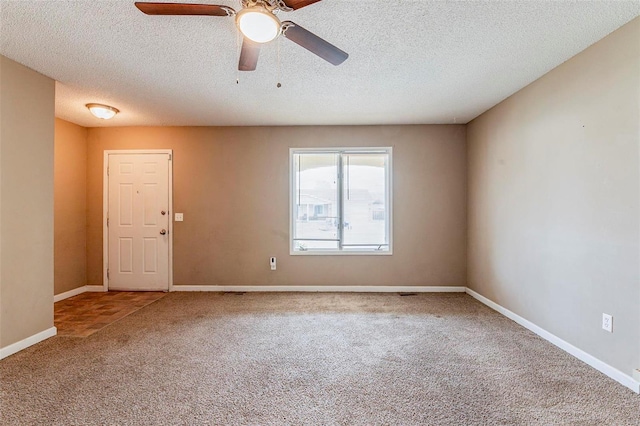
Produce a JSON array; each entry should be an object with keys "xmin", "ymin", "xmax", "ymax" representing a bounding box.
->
[{"xmin": 173, "ymin": 285, "xmax": 467, "ymax": 293}]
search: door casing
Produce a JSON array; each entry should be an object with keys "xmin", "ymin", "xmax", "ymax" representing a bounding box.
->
[{"xmin": 103, "ymin": 149, "xmax": 174, "ymax": 292}]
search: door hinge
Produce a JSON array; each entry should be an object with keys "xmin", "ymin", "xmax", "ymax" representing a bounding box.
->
[
  {"xmin": 169, "ymin": 154, "xmax": 172, "ymax": 161},
  {"xmin": 107, "ymin": 269, "xmax": 110, "ymax": 280},
  {"xmin": 107, "ymin": 166, "xmax": 109, "ymax": 176},
  {"xmin": 107, "ymin": 214, "xmax": 109, "ymax": 227}
]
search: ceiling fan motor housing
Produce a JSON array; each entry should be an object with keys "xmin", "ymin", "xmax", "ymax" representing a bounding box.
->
[{"xmin": 242, "ymin": 0, "xmax": 293, "ymax": 13}]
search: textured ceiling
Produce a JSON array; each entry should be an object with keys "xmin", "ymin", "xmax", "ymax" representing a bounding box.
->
[{"xmin": 1, "ymin": 1, "xmax": 638, "ymax": 127}]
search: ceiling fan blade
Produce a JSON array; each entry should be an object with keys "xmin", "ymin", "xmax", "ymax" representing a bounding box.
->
[
  {"xmin": 135, "ymin": 2, "xmax": 235, "ymax": 16},
  {"xmin": 238, "ymin": 38, "xmax": 260, "ymax": 71},
  {"xmin": 282, "ymin": 0, "xmax": 322, "ymax": 10},
  {"xmin": 282, "ymin": 22, "xmax": 348, "ymax": 66}
]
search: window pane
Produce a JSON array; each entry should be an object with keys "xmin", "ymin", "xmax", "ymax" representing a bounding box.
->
[
  {"xmin": 291, "ymin": 148, "xmax": 391, "ymax": 254},
  {"xmin": 342, "ymin": 153, "xmax": 388, "ymax": 248},
  {"xmin": 293, "ymin": 153, "xmax": 339, "ymax": 248}
]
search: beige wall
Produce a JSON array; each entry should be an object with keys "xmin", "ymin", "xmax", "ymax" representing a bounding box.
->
[
  {"xmin": 87, "ymin": 125, "xmax": 467, "ymax": 287},
  {"xmin": 54, "ymin": 118, "xmax": 87, "ymax": 295},
  {"xmin": 467, "ymin": 18, "xmax": 640, "ymax": 376},
  {"xmin": 0, "ymin": 56, "xmax": 55, "ymax": 348}
]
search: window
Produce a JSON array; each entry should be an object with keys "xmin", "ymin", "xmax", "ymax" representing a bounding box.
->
[{"xmin": 290, "ymin": 148, "xmax": 392, "ymax": 254}]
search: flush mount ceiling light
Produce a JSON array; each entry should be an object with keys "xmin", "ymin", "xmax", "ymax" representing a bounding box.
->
[
  {"xmin": 86, "ymin": 103, "xmax": 119, "ymax": 119},
  {"xmin": 236, "ymin": 6, "xmax": 281, "ymax": 43}
]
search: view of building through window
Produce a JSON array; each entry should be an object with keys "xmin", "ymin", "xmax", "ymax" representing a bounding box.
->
[{"xmin": 291, "ymin": 148, "xmax": 391, "ymax": 253}]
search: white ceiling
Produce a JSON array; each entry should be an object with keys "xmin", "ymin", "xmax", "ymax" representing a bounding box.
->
[{"xmin": 1, "ymin": 1, "xmax": 638, "ymax": 127}]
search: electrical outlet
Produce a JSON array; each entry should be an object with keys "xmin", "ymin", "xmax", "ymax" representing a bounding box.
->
[
  {"xmin": 270, "ymin": 257, "xmax": 276, "ymax": 271},
  {"xmin": 175, "ymin": 213, "xmax": 184, "ymax": 222},
  {"xmin": 633, "ymin": 369, "xmax": 640, "ymax": 382},
  {"xmin": 602, "ymin": 313, "xmax": 613, "ymax": 332}
]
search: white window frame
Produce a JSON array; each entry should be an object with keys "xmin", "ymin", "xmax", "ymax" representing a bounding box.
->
[{"xmin": 289, "ymin": 147, "xmax": 393, "ymax": 256}]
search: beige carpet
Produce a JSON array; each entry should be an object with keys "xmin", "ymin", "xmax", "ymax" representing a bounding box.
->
[{"xmin": 1, "ymin": 292, "xmax": 638, "ymax": 425}]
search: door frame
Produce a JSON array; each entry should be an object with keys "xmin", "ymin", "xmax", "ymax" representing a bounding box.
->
[{"xmin": 103, "ymin": 149, "xmax": 174, "ymax": 292}]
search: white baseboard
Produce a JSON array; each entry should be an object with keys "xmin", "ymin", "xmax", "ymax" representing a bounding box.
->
[
  {"xmin": 53, "ymin": 286, "xmax": 87, "ymax": 302},
  {"xmin": 53, "ymin": 285, "xmax": 105, "ymax": 303},
  {"xmin": 465, "ymin": 288, "xmax": 640, "ymax": 394},
  {"xmin": 86, "ymin": 285, "xmax": 106, "ymax": 292},
  {"xmin": 173, "ymin": 285, "xmax": 467, "ymax": 293},
  {"xmin": 0, "ymin": 327, "xmax": 57, "ymax": 360}
]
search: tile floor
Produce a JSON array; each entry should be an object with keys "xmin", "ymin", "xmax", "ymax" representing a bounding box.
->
[{"xmin": 54, "ymin": 291, "xmax": 167, "ymax": 337}]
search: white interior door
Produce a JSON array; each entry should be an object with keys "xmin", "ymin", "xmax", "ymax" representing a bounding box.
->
[{"xmin": 107, "ymin": 153, "xmax": 170, "ymax": 291}]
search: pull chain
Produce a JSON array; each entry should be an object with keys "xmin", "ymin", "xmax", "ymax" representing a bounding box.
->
[
  {"xmin": 236, "ymin": 29, "xmax": 240, "ymax": 84},
  {"xmin": 236, "ymin": 0, "xmax": 242, "ymax": 84},
  {"xmin": 276, "ymin": 36, "xmax": 282, "ymax": 88}
]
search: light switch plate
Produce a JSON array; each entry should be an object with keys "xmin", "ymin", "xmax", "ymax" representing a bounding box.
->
[{"xmin": 175, "ymin": 213, "xmax": 184, "ymax": 222}]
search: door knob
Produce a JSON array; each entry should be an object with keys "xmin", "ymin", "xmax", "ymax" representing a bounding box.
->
[
  {"xmin": 161, "ymin": 210, "xmax": 166, "ymax": 215},
  {"xmin": 160, "ymin": 229, "xmax": 167, "ymax": 235}
]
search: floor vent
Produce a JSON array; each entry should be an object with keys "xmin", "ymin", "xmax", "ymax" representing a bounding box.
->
[
  {"xmin": 223, "ymin": 292, "xmax": 246, "ymax": 296},
  {"xmin": 398, "ymin": 292, "xmax": 418, "ymax": 296}
]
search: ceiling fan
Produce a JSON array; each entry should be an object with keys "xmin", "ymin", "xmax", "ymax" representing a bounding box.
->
[{"xmin": 134, "ymin": 0, "xmax": 349, "ymax": 71}]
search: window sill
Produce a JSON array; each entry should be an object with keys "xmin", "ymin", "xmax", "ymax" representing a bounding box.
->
[{"xmin": 290, "ymin": 250, "xmax": 393, "ymax": 256}]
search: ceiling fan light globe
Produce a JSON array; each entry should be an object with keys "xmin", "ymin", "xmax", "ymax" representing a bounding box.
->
[
  {"xmin": 236, "ymin": 7, "xmax": 281, "ymax": 43},
  {"xmin": 86, "ymin": 103, "xmax": 119, "ymax": 119}
]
